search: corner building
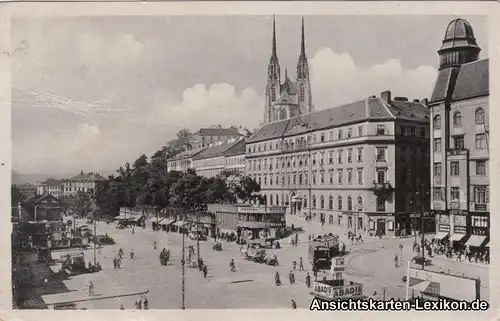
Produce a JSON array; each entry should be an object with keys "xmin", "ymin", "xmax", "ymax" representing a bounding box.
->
[
  {"xmin": 246, "ymin": 91, "xmax": 430, "ymax": 237},
  {"xmin": 428, "ymin": 19, "xmax": 489, "ymax": 251}
]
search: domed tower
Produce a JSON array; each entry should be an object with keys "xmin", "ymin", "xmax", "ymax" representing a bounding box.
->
[{"xmin": 438, "ymin": 18, "xmax": 481, "ymax": 70}]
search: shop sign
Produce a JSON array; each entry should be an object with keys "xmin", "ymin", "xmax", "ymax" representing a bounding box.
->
[
  {"xmin": 313, "ymin": 282, "xmax": 363, "ymax": 300},
  {"xmin": 453, "ymin": 215, "xmax": 467, "ymax": 227},
  {"xmin": 439, "ymin": 215, "xmax": 450, "ymax": 225}
]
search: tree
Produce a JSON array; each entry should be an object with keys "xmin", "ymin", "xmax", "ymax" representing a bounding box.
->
[
  {"xmin": 70, "ymin": 191, "xmax": 93, "ymax": 218},
  {"xmin": 234, "ymin": 176, "xmax": 261, "ymax": 204}
]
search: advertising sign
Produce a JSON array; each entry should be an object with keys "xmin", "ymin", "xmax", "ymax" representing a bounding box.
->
[{"xmin": 313, "ymin": 282, "xmax": 363, "ymax": 300}]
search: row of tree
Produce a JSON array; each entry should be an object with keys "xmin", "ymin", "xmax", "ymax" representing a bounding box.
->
[{"xmin": 92, "ymin": 128, "xmax": 262, "ymax": 217}]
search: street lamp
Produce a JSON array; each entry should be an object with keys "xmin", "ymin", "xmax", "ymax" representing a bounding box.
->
[{"xmin": 415, "ymin": 183, "xmax": 427, "ymax": 270}]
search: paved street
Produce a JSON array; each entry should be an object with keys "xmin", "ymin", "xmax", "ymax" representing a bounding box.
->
[{"xmin": 38, "ymin": 216, "xmax": 489, "ymax": 309}]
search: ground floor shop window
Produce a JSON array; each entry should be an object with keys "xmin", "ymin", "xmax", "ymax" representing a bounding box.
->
[{"xmin": 329, "ymin": 215, "xmax": 334, "ymax": 224}]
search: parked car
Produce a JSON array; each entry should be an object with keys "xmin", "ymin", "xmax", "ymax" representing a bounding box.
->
[
  {"xmin": 412, "ymin": 255, "xmax": 432, "ymax": 266},
  {"xmin": 95, "ymin": 235, "xmax": 115, "ymax": 245}
]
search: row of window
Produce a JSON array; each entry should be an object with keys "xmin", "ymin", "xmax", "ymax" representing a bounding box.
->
[
  {"xmin": 253, "ymin": 168, "xmax": 379, "ymax": 187},
  {"xmin": 433, "ymin": 134, "xmax": 487, "ymax": 152},
  {"xmin": 433, "ymin": 186, "xmax": 489, "ymax": 204},
  {"xmin": 247, "ymin": 125, "xmax": 388, "ymax": 154},
  {"xmin": 433, "ymin": 107, "xmax": 486, "ymax": 129},
  {"xmin": 433, "ymin": 160, "xmax": 487, "ymax": 178},
  {"xmin": 265, "ymin": 193, "xmax": 387, "ymax": 212}
]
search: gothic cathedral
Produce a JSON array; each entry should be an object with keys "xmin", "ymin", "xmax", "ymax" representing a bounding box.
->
[{"xmin": 263, "ymin": 17, "xmax": 314, "ymax": 124}]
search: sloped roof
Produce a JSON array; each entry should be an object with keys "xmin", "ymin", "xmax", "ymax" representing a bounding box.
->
[
  {"xmin": 452, "ymin": 59, "xmax": 489, "ymax": 101},
  {"xmin": 68, "ymin": 172, "xmax": 106, "ymax": 181},
  {"xmin": 280, "ymin": 77, "xmax": 297, "ymax": 95},
  {"xmin": 22, "ymin": 193, "xmax": 63, "ymax": 206},
  {"xmin": 198, "ymin": 127, "xmax": 242, "ymax": 137},
  {"xmin": 248, "ymin": 96, "xmax": 428, "ymax": 143},
  {"xmin": 275, "ymin": 89, "xmax": 297, "ymax": 105},
  {"xmin": 224, "ymin": 138, "xmax": 246, "ymax": 157},
  {"xmin": 193, "ymin": 139, "xmax": 241, "ymax": 160},
  {"xmin": 168, "ymin": 147, "xmax": 206, "ymax": 161},
  {"xmin": 430, "ymin": 68, "xmax": 459, "ymax": 103},
  {"xmin": 246, "ymin": 118, "xmax": 290, "ymax": 143},
  {"xmin": 40, "ymin": 178, "xmax": 62, "ymax": 186}
]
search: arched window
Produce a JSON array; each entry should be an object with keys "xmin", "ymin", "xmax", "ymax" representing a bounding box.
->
[
  {"xmin": 433, "ymin": 115, "xmax": 441, "ymax": 129},
  {"xmin": 453, "ymin": 112, "xmax": 462, "ymax": 126},
  {"xmin": 357, "ymin": 196, "xmax": 363, "ymax": 207},
  {"xmin": 299, "ymin": 84, "xmax": 305, "ymax": 101},
  {"xmin": 264, "ymin": 194, "xmax": 268, "ymax": 205},
  {"xmin": 347, "ymin": 196, "xmax": 353, "ymax": 211},
  {"xmin": 312, "ymin": 195, "xmax": 317, "ymax": 208},
  {"xmin": 276, "ymin": 194, "xmax": 279, "ymax": 206},
  {"xmin": 320, "ymin": 196, "xmax": 325, "ymax": 209},
  {"xmin": 269, "ymin": 194, "xmax": 273, "ymax": 206},
  {"xmin": 303, "ymin": 196, "xmax": 308, "ymax": 208},
  {"xmin": 270, "ymin": 84, "xmax": 276, "ymax": 102},
  {"xmin": 475, "ymin": 108, "xmax": 485, "ymax": 124},
  {"xmin": 329, "ymin": 195, "xmax": 333, "ymax": 210},
  {"xmin": 337, "ymin": 196, "xmax": 343, "ymax": 210}
]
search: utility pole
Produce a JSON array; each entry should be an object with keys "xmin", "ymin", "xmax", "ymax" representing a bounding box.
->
[
  {"xmin": 181, "ymin": 231, "xmax": 186, "ymax": 310},
  {"xmin": 420, "ymin": 183, "xmax": 426, "ymax": 270},
  {"xmin": 93, "ymin": 213, "xmax": 97, "ymax": 264}
]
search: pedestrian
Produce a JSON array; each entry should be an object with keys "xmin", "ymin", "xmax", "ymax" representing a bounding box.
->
[
  {"xmin": 132, "ymin": 227, "xmax": 135, "ymax": 235},
  {"xmin": 295, "ymin": 233, "xmax": 299, "ymax": 246},
  {"xmin": 154, "ymin": 241, "xmax": 157, "ymax": 250},
  {"xmin": 120, "ymin": 304, "xmax": 125, "ymax": 310},
  {"xmin": 198, "ymin": 258, "xmax": 203, "ymax": 271},
  {"xmin": 394, "ymin": 254, "xmax": 398, "ymax": 268},
  {"xmin": 305, "ymin": 273, "xmax": 311, "ymax": 288},
  {"xmin": 292, "ymin": 261, "xmax": 297, "ymax": 271},
  {"xmin": 457, "ymin": 251, "xmax": 462, "ymax": 262},
  {"xmin": 138, "ymin": 299, "xmax": 142, "ymax": 310},
  {"xmin": 299, "ymin": 257, "xmax": 304, "ymax": 271},
  {"xmin": 135, "ymin": 301, "xmax": 139, "ymax": 309},
  {"xmin": 291, "ymin": 300, "xmax": 297, "ymax": 309},
  {"xmin": 289, "ymin": 270, "xmax": 295, "ymax": 284},
  {"xmin": 203, "ymin": 265, "xmax": 208, "ymax": 278},
  {"xmin": 88, "ymin": 281, "xmax": 94, "ymax": 296},
  {"xmin": 144, "ymin": 297, "xmax": 149, "ymax": 310}
]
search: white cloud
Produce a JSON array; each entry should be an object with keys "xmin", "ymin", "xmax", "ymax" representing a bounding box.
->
[{"xmin": 310, "ymin": 48, "xmax": 438, "ymax": 109}]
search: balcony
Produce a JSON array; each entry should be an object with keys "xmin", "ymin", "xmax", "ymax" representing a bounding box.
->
[
  {"xmin": 372, "ymin": 181, "xmax": 393, "ymax": 194},
  {"xmin": 447, "ymin": 149, "xmax": 468, "ymax": 157},
  {"xmin": 449, "ymin": 201, "xmax": 460, "ymax": 210},
  {"xmin": 280, "ymin": 143, "xmax": 310, "ymax": 153}
]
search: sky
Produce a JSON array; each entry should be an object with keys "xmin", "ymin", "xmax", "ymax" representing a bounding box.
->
[{"xmin": 11, "ymin": 15, "xmax": 488, "ymax": 176}]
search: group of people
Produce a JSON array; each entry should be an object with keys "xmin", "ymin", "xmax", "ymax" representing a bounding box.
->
[
  {"xmin": 118, "ymin": 297, "xmax": 149, "ymax": 310},
  {"xmin": 159, "ymin": 247, "xmax": 171, "ymax": 266}
]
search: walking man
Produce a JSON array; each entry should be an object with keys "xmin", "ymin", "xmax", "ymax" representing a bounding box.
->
[
  {"xmin": 299, "ymin": 257, "xmax": 304, "ymax": 271},
  {"xmin": 203, "ymin": 265, "xmax": 208, "ymax": 278},
  {"xmin": 88, "ymin": 281, "xmax": 95, "ymax": 296},
  {"xmin": 291, "ymin": 300, "xmax": 297, "ymax": 309},
  {"xmin": 144, "ymin": 297, "xmax": 149, "ymax": 310},
  {"xmin": 394, "ymin": 254, "xmax": 398, "ymax": 268}
]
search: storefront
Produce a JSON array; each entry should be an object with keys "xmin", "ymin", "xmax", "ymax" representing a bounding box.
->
[
  {"xmin": 449, "ymin": 211, "xmax": 467, "ymax": 250},
  {"xmin": 434, "ymin": 213, "xmax": 450, "ymax": 244},
  {"xmin": 466, "ymin": 213, "xmax": 489, "ymax": 250},
  {"xmin": 366, "ymin": 213, "xmax": 395, "ymax": 237}
]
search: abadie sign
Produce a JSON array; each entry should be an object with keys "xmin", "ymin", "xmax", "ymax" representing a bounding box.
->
[{"xmin": 313, "ymin": 282, "xmax": 363, "ymax": 300}]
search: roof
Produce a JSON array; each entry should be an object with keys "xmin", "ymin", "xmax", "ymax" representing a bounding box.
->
[
  {"xmin": 40, "ymin": 179, "xmax": 62, "ymax": 186},
  {"xmin": 22, "ymin": 193, "xmax": 63, "ymax": 206},
  {"xmin": 193, "ymin": 139, "xmax": 241, "ymax": 160},
  {"xmin": 430, "ymin": 59, "xmax": 488, "ymax": 103},
  {"xmin": 246, "ymin": 118, "xmax": 290, "ymax": 143},
  {"xmin": 452, "ymin": 59, "xmax": 489, "ymax": 101},
  {"xmin": 430, "ymin": 68, "xmax": 460, "ymax": 103},
  {"xmin": 248, "ymin": 96, "xmax": 428, "ymax": 143},
  {"xmin": 276, "ymin": 89, "xmax": 297, "ymax": 105},
  {"xmin": 224, "ymin": 138, "xmax": 246, "ymax": 157},
  {"xmin": 168, "ymin": 147, "xmax": 206, "ymax": 161},
  {"xmin": 197, "ymin": 127, "xmax": 242, "ymax": 137},
  {"xmin": 440, "ymin": 18, "xmax": 480, "ymax": 51},
  {"xmin": 68, "ymin": 172, "xmax": 106, "ymax": 182}
]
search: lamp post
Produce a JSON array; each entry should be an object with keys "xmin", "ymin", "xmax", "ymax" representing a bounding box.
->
[{"xmin": 416, "ymin": 183, "xmax": 427, "ymax": 270}]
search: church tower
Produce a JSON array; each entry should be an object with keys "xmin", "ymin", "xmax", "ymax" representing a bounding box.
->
[
  {"xmin": 264, "ymin": 16, "xmax": 281, "ymax": 124},
  {"xmin": 296, "ymin": 17, "xmax": 314, "ymax": 115}
]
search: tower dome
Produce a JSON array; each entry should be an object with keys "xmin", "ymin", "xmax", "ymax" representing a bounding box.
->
[{"xmin": 438, "ymin": 18, "xmax": 481, "ymax": 70}]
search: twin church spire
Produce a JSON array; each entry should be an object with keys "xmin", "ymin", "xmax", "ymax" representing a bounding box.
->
[{"xmin": 264, "ymin": 16, "xmax": 313, "ymax": 124}]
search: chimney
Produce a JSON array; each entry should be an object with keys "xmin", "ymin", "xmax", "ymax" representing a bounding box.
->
[
  {"xmin": 413, "ymin": 99, "xmax": 420, "ymax": 103},
  {"xmin": 381, "ymin": 91, "xmax": 391, "ymax": 104}
]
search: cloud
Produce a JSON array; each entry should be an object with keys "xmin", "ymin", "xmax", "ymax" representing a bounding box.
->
[
  {"xmin": 310, "ymin": 48, "xmax": 437, "ymax": 109},
  {"xmin": 13, "ymin": 46, "xmax": 439, "ymax": 174}
]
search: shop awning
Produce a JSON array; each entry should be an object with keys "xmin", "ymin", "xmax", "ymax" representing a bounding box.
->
[
  {"xmin": 433, "ymin": 232, "xmax": 449, "ymax": 240},
  {"xmin": 173, "ymin": 221, "xmax": 185, "ymax": 227},
  {"xmin": 465, "ymin": 235, "xmax": 486, "ymax": 247},
  {"xmin": 449, "ymin": 233, "xmax": 467, "ymax": 242},
  {"xmin": 410, "ymin": 280, "xmax": 431, "ymax": 292}
]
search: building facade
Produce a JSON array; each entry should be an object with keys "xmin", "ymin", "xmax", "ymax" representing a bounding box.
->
[
  {"xmin": 207, "ymin": 204, "xmax": 286, "ymax": 240},
  {"xmin": 37, "ymin": 179, "xmax": 63, "ymax": 199},
  {"xmin": 263, "ymin": 17, "xmax": 314, "ymax": 125},
  {"xmin": 189, "ymin": 126, "xmax": 243, "ymax": 150},
  {"xmin": 191, "ymin": 138, "xmax": 246, "ymax": 178},
  {"xmin": 167, "ymin": 148, "xmax": 206, "ymax": 173},
  {"xmin": 246, "ymin": 91, "xmax": 430, "ymax": 237},
  {"xmin": 62, "ymin": 171, "xmax": 107, "ymax": 197},
  {"xmin": 428, "ymin": 19, "xmax": 489, "ymax": 250}
]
